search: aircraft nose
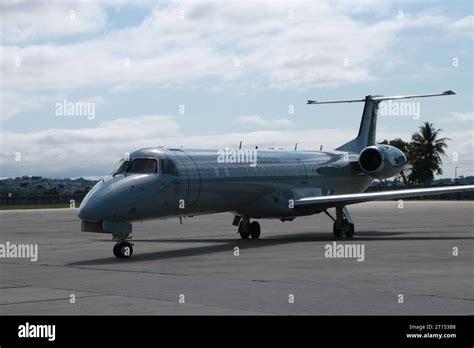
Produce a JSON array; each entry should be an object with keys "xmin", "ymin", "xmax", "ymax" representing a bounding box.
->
[
  {"xmin": 78, "ymin": 182, "xmax": 106, "ymax": 222},
  {"xmin": 78, "ymin": 197, "xmax": 103, "ymax": 222},
  {"xmin": 78, "ymin": 174, "xmax": 153, "ymax": 223}
]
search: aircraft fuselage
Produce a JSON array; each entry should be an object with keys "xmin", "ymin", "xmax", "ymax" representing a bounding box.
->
[{"xmin": 78, "ymin": 147, "xmax": 372, "ymax": 223}]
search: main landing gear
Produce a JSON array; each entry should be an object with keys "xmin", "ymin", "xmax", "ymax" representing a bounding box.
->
[
  {"xmin": 235, "ymin": 216, "xmax": 261, "ymax": 239},
  {"xmin": 324, "ymin": 206, "xmax": 355, "ymax": 239}
]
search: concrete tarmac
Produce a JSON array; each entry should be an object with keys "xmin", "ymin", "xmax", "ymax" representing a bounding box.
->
[{"xmin": 0, "ymin": 201, "xmax": 473, "ymax": 315}]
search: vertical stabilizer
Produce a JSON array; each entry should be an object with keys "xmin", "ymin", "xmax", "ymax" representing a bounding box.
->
[{"xmin": 335, "ymin": 96, "xmax": 379, "ymax": 152}]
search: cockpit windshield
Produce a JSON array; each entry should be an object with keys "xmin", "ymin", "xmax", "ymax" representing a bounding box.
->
[
  {"xmin": 126, "ymin": 158, "xmax": 158, "ymax": 174},
  {"xmin": 109, "ymin": 159, "xmax": 130, "ymax": 175}
]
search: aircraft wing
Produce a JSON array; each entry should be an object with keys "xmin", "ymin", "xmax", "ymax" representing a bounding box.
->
[{"xmin": 294, "ymin": 185, "xmax": 474, "ymax": 209}]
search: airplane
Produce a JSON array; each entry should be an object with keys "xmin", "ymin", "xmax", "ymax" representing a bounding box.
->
[{"xmin": 78, "ymin": 90, "xmax": 474, "ymax": 258}]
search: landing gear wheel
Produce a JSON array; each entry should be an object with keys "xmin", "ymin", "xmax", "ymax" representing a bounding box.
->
[
  {"xmin": 238, "ymin": 221, "xmax": 250, "ymax": 239},
  {"xmin": 113, "ymin": 241, "xmax": 133, "ymax": 259},
  {"xmin": 333, "ymin": 222, "xmax": 343, "ymax": 239},
  {"xmin": 344, "ymin": 223, "xmax": 355, "ymax": 238},
  {"xmin": 249, "ymin": 221, "xmax": 261, "ymax": 239},
  {"xmin": 333, "ymin": 221, "xmax": 355, "ymax": 239}
]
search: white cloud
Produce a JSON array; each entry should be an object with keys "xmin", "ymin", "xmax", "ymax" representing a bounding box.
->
[
  {"xmin": 2, "ymin": 1, "xmax": 464, "ymax": 118},
  {"xmin": 0, "ymin": 115, "xmax": 180, "ymax": 177},
  {"xmin": 0, "ymin": 92, "xmax": 105, "ymax": 121},
  {"xmin": 449, "ymin": 15, "xmax": 473, "ymax": 31},
  {"xmin": 440, "ymin": 112, "xmax": 474, "ymax": 122},
  {"xmin": 0, "ymin": 1, "xmax": 107, "ymax": 43},
  {"xmin": 0, "ymin": 91, "xmax": 54, "ymax": 120},
  {"xmin": 234, "ymin": 115, "xmax": 292, "ymax": 128}
]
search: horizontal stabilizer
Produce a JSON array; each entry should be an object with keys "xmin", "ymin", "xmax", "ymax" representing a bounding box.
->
[
  {"xmin": 371, "ymin": 90, "xmax": 455, "ymax": 102},
  {"xmin": 307, "ymin": 98, "xmax": 365, "ymax": 105},
  {"xmin": 307, "ymin": 90, "xmax": 456, "ymax": 153},
  {"xmin": 307, "ymin": 90, "xmax": 455, "ymax": 105}
]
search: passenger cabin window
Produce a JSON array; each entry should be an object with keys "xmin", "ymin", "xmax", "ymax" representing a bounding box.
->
[{"xmin": 126, "ymin": 158, "xmax": 158, "ymax": 174}]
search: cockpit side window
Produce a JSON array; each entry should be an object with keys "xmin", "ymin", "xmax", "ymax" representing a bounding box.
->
[
  {"xmin": 126, "ymin": 158, "xmax": 158, "ymax": 174},
  {"xmin": 109, "ymin": 159, "xmax": 130, "ymax": 175}
]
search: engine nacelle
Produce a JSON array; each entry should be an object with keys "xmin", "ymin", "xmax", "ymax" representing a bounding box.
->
[{"xmin": 358, "ymin": 145, "xmax": 407, "ymax": 179}]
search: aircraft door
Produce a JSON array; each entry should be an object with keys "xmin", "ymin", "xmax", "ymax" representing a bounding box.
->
[{"xmin": 169, "ymin": 149, "xmax": 201, "ymax": 207}]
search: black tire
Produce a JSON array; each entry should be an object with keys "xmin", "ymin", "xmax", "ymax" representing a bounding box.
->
[
  {"xmin": 113, "ymin": 241, "xmax": 133, "ymax": 258},
  {"xmin": 113, "ymin": 243, "xmax": 122, "ymax": 258},
  {"xmin": 238, "ymin": 221, "xmax": 250, "ymax": 239},
  {"xmin": 249, "ymin": 221, "xmax": 261, "ymax": 239},
  {"xmin": 333, "ymin": 222, "xmax": 343, "ymax": 238},
  {"xmin": 344, "ymin": 223, "xmax": 355, "ymax": 238}
]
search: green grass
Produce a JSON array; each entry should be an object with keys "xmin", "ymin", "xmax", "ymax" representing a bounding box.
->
[{"xmin": 0, "ymin": 204, "xmax": 72, "ymax": 210}]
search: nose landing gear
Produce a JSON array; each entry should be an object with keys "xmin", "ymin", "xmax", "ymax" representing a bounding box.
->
[
  {"xmin": 111, "ymin": 228, "xmax": 133, "ymax": 259},
  {"xmin": 101, "ymin": 221, "xmax": 134, "ymax": 259},
  {"xmin": 113, "ymin": 241, "xmax": 134, "ymax": 258}
]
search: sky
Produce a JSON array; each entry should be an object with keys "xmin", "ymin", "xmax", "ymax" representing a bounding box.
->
[{"xmin": 0, "ymin": 0, "xmax": 473, "ymax": 179}]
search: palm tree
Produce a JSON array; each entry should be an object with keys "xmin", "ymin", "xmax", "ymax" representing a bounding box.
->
[{"xmin": 409, "ymin": 122, "xmax": 450, "ymax": 185}]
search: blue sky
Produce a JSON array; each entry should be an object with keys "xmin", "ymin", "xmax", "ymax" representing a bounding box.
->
[{"xmin": 1, "ymin": 0, "xmax": 472, "ymax": 178}]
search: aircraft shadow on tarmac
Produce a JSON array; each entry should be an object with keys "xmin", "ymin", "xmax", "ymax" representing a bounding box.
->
[{"xmin": 67, "ymin": 231, "xmax": 474, "ymax": 266}]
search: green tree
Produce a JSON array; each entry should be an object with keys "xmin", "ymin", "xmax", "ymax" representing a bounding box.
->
[
  {"xmin": 43, "ymin": 187, "xmax": 59, "ymax": 196},
  {"xmin": 409, "ymin": 122, "xmax": 450, "ymax": 185}
]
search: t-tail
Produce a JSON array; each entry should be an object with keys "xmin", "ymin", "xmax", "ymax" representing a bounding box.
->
[{"xmin": 307, "ymin": 90, "xmax": 456, "ymax": 153}]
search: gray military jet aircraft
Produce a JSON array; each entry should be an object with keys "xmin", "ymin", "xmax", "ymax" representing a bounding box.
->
[{"xmin": 79, "ymin": 90, "xmax": 474, "ymax": 258}]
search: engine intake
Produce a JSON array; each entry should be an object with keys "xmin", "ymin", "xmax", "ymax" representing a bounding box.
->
[{"xmin": 359, "ymin": 145, "xmax": 407, "ymax": 179}]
